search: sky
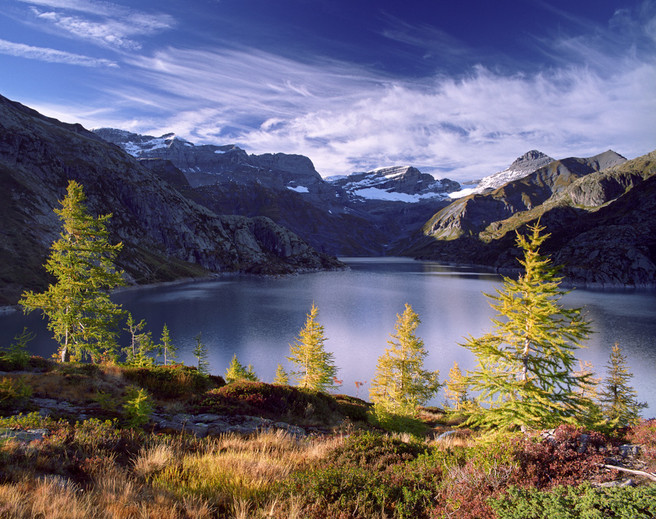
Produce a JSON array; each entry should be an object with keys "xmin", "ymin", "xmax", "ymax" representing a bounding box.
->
[{"xmin": 0, "ymin": 0, "xmax": 654, "ymax": 181}]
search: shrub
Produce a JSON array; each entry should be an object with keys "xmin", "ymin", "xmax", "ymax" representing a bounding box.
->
[
  {"xmin": 510, "ymin": 425, "xmax": 619, "ymax": 489},
  {"xmin": 627, "ymin": 419, "xmax": 656, "ymax": 471},
  {"xmin": 0, "ymin": 376, "xmax": 32, "ymax": 412},
  {"xmin": 490, "ymin": 483, "xmax": 656, "ymax": 519},
  {"xmin": 122, "ymin": 364, "xmax": 216, "ymax": 399},
  {"xmin": 284, "ymin": 432, "xmax": 438, "ymax": 518},
  {"xmin": 369, "ymin": 406, "xmax": 429, "ymax": 435},
  {"xmin": 198, "ymin": 381, "xmax": 345, "ymax": 426},
  {"xmin": 0, "ymin": 328, "xmax": 33, "ymax": 370},
  {"xmin": 123, "ymin": 387, "xmax": 153, "ymax": 428},
  {"xmin": 0, "ymin": 411, "xmax": 61, "ymax": 430}
]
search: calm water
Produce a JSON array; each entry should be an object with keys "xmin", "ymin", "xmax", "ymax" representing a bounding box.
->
[{"xmin": 2, "ymin": 257, "xmax": 655, "ymax": 414}]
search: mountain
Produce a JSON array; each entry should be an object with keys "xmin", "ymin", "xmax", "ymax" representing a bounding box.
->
[
  {"xmin": 94, "ymin": 129, "xmax": 461, "ymax": 255},
  {"xmin": 93, "ymin": 128, "xmax": 327, "ymax": 192},
  {"xmin": 418, "ymin": 150, "xmax": 627, "ymax": 241},
  {"xmin": 0, "ymin": 95, "xmax": 341, "ymax": 306},
  {"xmin": 401, "ymin": 150, "xmax": 656, "ymax": 286},
  {"xmin": 475, "ymin": 150, "xmax": 555, "ymax": 192},
  {"xmin": 326, "ymin": 166, "xmax": 460, "ymax": 201}
]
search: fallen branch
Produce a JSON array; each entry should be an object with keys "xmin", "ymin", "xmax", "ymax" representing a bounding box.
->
[{"xmin": 602, "ymin": 464, "xmax": 656, "ymax": 482}]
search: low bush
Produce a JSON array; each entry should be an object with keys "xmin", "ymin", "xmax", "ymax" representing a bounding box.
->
[
  {"xmin": 627, "ymin": 419, "xmax": 656, "ymax": 471},
  {"xmin": 284, "ymin": 432, "xmax": 439, "ymax": 518},
  {"xmin": 122, "ymin": 364, "xmax": 218, "ymax": 399},
  {"xmin": 0, "ymin": 376, "xmax": 32, "ymax": 413},
  {"xmin": 510, "ymin": 425, "xmax": 619, "ymax": 489},
  {"xmin": 122, "ymin": 387, "xmax": 153, "ymax": 428},
  {"xmin": 198, "ymin": 381, "xmax": 346, "ymax": 426},
  {"xmin": 490, "ymin": 483, "xmax": 656, "ymax": 519}
]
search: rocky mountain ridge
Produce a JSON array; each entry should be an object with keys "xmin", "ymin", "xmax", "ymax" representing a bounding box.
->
[
  {"xmin": 93, "ymin": 129, "xmax": 462, "ymax": 255},
  {"xmin": 0, "ymin": 95, "xmax": 340, "ymax": 306},
  {"xmin": 402, "ymin": 150, "xmax": 656, "ymax": 287},
  {"xmin": 420, "ymin": 150, "xmax": 627, "ymax": 241}
]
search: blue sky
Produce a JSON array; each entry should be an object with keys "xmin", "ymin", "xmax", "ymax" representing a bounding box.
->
[{"xmin": 0, "ymin": 0, "xmax": 654, "ymax": 180}]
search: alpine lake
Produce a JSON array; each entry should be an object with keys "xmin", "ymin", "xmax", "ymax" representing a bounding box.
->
[{"xmin": 2, "ymin": 257, "xmax": 655, "ymax": 414}]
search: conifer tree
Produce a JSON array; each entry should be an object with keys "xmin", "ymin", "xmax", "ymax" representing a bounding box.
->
[
  {"xmin": 598, "ymin": 343, "xmax": 646, "ymax": 426},
  {"xmin": 123, "ymin": 313, "xmax": 156, "ymax": 367},
  {"xmin": 158, "ymin": 324, "xmax": 177, "ymax": 365},
  {"xmin": 287, "ymin": 303, "xmax": 338, "ymax": 392},
  {"xmin": 225, "ymin": 353, "xmax": 259, "ymax": 383},
  {"xmin": 444, "ymin": 361, "xmax": 469, "ymax": 411},
  {"xmin": 464, "ymin": 223, "xmax": 594, "ymax": 431},
  {"xmin": 369, "ymin": 303, "xmax": 440, "ymax": 417},
  {"xmin": 273, "ymin": 364, "xmax": 289, "ymax": 385},
  {"xmin": 193, "ymin": 333, "xmax": 210, "ymax": 375},
  {"xmin": 20, "ymin": 180, "xmax": 125, "ymax": 362}
]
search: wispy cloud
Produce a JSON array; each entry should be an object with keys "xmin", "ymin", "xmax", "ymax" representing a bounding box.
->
[
  {"xmin": 106, "ymin": 34, "xmax": 654, "ymax": 179},
  {"xmin": 0, "ymin": 38, "xmax": 118, "ymax": 67},
  {"xmin": 17, "ymin": 0, "xmax": 175, "ymax": 50},
  {"xmin": 25, "ymin": 1, "xmax": 655, "ymax": 181}
]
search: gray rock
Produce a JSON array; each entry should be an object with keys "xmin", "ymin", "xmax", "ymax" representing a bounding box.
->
[{"xmin": 0, "ymin": 428, "xmax": 49, "ymax": 443}]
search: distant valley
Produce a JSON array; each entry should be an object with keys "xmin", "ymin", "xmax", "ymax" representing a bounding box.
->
[{"xmin": 1, "ymin": 93, "xmax": 654, "ymax": 307}]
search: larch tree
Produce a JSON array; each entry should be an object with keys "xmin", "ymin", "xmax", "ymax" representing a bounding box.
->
[
  {"xmin": 193, "ymin": 333, "xmax": 210, "ymax": 375},
  {"xmin": 273, "ymin": 364, "xmax": 289, "ymax": 385},
  {"xmin": 463, "ymin": 222, "xmax": 595, "ymax": 432},
  {"xmin": 225, "ymin": 353, "xmax": 259, "ymax": 383},
  {"xmin": 20, "ymin": 180, "xmax": 125, "ymax": 363},
  {"xmin": 444, "ymin": 361, "xmax": 469, "ymax": 411},
  {"xmin": 369, "ymin": 303, "xmax": 440, "ymax": 417},
  {"xmin": 123, "ymin": 313, "xmax": 156, "ymax": 367},
  {"xmin": 287, "ymin": 303, "xmax": 338, "ymax": 392},
  {"xmin": 598, "ymin": 343, "xmax": 646, "ymax": 426},
  {"xmin": 158, "ymin": 323, "xmax": 177, "ymax": 366}
]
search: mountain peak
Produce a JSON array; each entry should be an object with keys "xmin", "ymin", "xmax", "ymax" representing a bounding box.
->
[{"xmin": 509, "ymin": 150, "xmax": 553, "ymax": 169}]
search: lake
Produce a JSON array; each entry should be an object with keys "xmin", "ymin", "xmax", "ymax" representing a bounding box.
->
[{"xmin": 2, "ymin": 257, "xmax": 655, "ymax": 414}]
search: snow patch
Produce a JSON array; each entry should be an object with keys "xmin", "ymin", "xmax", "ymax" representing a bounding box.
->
[
  {"xmin": 287, "ymin": 185, "xmax": 309, "ymax": 193},
  {"xmin": 354, "ymin": 187, "xmax": 445, "ymax": 202}
]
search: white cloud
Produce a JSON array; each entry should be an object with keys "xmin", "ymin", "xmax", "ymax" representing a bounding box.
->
[
  {"xmin": 21, "ymin": 2, "xmax": 654, "ymax": 182},
  {"xmin": 0, "ymin": 38, "xmax": 118, "ymax": 67},
  {"xmin": 106, "ymin": 42, "xmax": 654, "ymax": 180},
  {"xmin": 20, "ymin": 1, "xmax": 174, "ymax": 50}
]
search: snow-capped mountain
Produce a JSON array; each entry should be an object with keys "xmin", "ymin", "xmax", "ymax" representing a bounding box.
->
[
  {"xmin": 327, "ymin": 166, "xmax": 460, "ymax": 203},
  {"xmin": 450, "ymin": 150, "xmax": 555, "ymax": 198},
  {"xmin": 93, "ymin": 128, "xmax": 322, "ymax": 191}
]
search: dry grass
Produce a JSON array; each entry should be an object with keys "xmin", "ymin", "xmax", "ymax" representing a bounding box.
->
[
  {"xmin": 20, "ymin": 371, "xmax": 122, "ymax": 403},
  {"xmin": 0, "ymin": 479, "xmax": 92, "ymax": 519},
  {"xmin": 133, "ymin": 429, "xmax": 338, "ymax": 517}
]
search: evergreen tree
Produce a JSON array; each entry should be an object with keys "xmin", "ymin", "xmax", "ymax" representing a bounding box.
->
[
  {"xmin": 273, "ymin": 364, "xmax": 289, "ymax": 385},
  {"xmin": 598, "ymin": 344, "xmax": 646, "ymax": 426},
  {"xmin": 444, "ymin": 361, "xmax": 469, "ymax": 411},
  {"xmin": 225, "ymin": 353, "xmax": 259, "ymax": 383},
  {"xmin": 20, "ymin": 180, "xmax": 125, "ymax": 362},
  {"xmin": 193, "ymin": 332, "xmax": 210, "ymax": 375},
  {"xmin": 369, "ymin": 303, "xmax": 440, "ymax": 417},
  {"xmin": 123, "ymin": 313, "xmax": 156, "ymax": 367},
  {"xmin": 158, "ymin": 324, "xmax": 177, "ymax": 365},
  {"xmin": 464, "ymin": 223, "xmax": 594, "ymax": 431},
  {"xmin": 287, "ymin": 303, "xmax": 338, "ymax": 392}
]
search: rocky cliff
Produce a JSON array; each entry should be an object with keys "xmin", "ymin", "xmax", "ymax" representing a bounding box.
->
[{"xmin": 0, "ymin": 95, "xmax": 341, "ymax": 306}]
